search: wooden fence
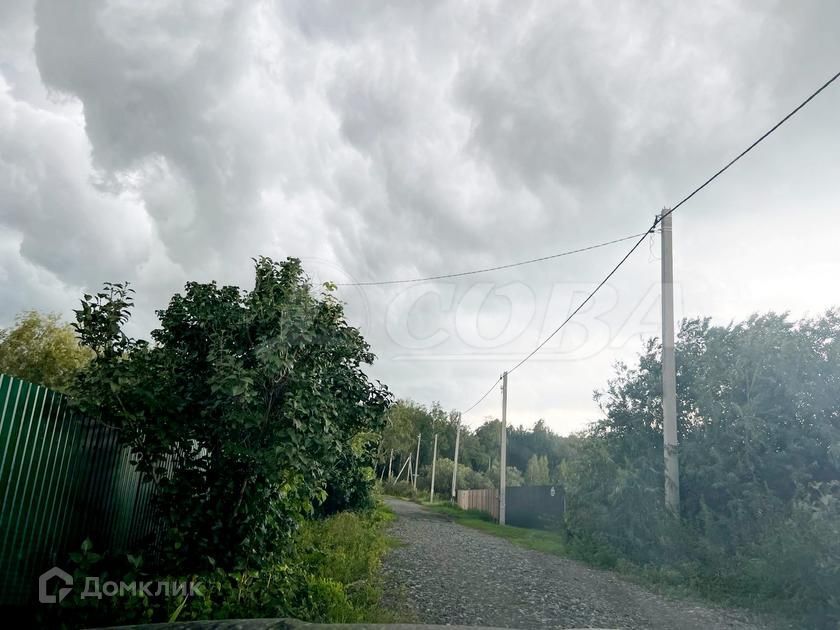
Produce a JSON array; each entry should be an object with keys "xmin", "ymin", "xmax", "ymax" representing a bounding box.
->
[
  {"xmin": 0, "ymin": 374, "xmax": 159, "ymax": 605},
  {"xmin": 456, "ymin": 487, "xmax": 499, "ymax": 521}
]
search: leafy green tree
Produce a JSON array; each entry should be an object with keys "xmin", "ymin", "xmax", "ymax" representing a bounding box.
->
[
  {"xmin": 416, "ymin": 457, "xmax": 494, "ymax": 496},
  {"xmin": 507, "ymin": 419, "xmax": 576, "ymax": 472},
  {"xmin": 563, "ymin": 310, "xmax": 840, "ymax": 621},
  {"xmin": 71, "ymin": 259, "xmax": 391, "ymax": 573},
  {"xmin": 487, "ymin": 461, "xmax": 524, "ymax": 488},
  {"xmin": 378, "ymin": 400, "xmax": 464, "ymax": 476},
  {"xmin": 0, "ymin": 311, "xmax": 93, "ymax": 391},
  {"xmin": 472, "ymin": 419, "xmax": 502, "ymax": 471},
  {"xmin": 379, "ymin": 400, "xmax": 428, "ymax": 468},
  {"xmin": 525, "ymin": 454, "xmax": 550, "ymax": 485}
]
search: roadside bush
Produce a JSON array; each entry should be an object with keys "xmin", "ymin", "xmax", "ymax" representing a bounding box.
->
[
  {"xmin": 44, "ymin": 505, "xmax": 396, "ymax": 628},
  {"xmin": 741, "ymin": 482, "xmax": 840, "ymax": 626},
  {"xmin": 70, "ymin": 259, "xmax": 391, "ymax": 574},
  {"xmin": 318, "ymin": 432, "xmax": 381, "ymax": 516},
  {"xmin": 560, "ymin": 312, "xmax": 840, "ymax": 625},
  {"xmin": 381, "ymin": 480, "xmax": 417, "ymax": 499}
]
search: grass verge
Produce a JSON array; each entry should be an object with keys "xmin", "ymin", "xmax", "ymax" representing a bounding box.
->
[
  {"xmin": 42, "ymin": 501, "xmax": 408, "ymax": 628},
  {"xmin": 422, "ymin": 501, "xmax": 569, "ymax": 557},
  {"xmin": 292, "ymin": 501, "xmax": 402, "ymax": 623}
]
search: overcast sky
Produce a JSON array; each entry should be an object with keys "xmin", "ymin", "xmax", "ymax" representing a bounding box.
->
[{"xmin": 1, "ymin": 0, "xmax": 838, "ymax": 434}]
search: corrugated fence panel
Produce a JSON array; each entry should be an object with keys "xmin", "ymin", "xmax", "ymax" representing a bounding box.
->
[
  {"xmin": 0, "ymin": 374, "xmax": 160, "ymax": 606},
  {"xmin": 506, "ymin": 485, "xmax": 565, "ymax": 529},
  {"xmin": 456, "ymin": 485, "xmax": 565, "ymax": 528}
]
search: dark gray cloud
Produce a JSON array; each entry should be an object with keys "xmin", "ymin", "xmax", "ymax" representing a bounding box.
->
[{"xmin": 1, "ymin": 0, "xmax": 838, "ymax": 431}]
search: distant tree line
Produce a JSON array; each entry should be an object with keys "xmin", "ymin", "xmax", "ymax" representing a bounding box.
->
[{"xmin": 378, "ymin": 400, "xmax": 577, "ymax": 493}]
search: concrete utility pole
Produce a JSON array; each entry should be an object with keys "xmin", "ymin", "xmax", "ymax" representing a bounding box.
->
[
  {"xmin": 451, "ymin": 414, "xmax": 461, "ymax": 503},
  {"xmin": 413, "ymin": 433, "xmax": 421, "ymax": 490},
  {"xmin": 429, "ymin": 434, "xmax": 438, "ymax": 503},
  {"xmin": 659, "ymin": 210, "xmax": 680, "ymax": 515},
  {"xmin": 395, "ymin": 455, "xmax": 411, "ymax": 483},
  {"xmin": 499, "ymin": 371, "xmax": 508, "ymax": 525}
]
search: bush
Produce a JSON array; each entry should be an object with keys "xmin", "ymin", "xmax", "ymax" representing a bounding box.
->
[
  {"xmin": 742, "ymin": 483, "xmax": 840, "ymax": 626},
  {"xmin": 556, "ymin": 312, "xmax": 840, "ymax": 625},
  {"xmin": 43, "ymin": 505, "xmax": 396, "ymax": 628},
  {"xmin": 381, "ymin": 480, "xmax": 417, "ymax": 499},
  {"xmin": 318, "ymin": 432, "xmax": 381, "ymax": 516},
  {"xmin": 70, "ymin": 260, "xmax": 391, "ymax": 574}
]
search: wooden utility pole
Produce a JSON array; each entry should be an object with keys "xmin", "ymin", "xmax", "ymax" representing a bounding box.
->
[
  {"xmin": 413, "ymin": 434, "xmax": 421, "ymax": 490},
  {"xmin": 499, "ymin": 371, "xmax": 508, "ymax": 525},
  {"xmin": 659, "ymin": 210, "xmax": 680, "ymax": 515},
  {"xmin": 451, "ymin": 414, "xmax": 461, "ymax": 503},
  {"xmin": 429, "ymin": 434, "xmax": 438, "ymax": 503}
]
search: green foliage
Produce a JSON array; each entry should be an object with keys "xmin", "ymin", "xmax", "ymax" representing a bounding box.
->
[
  {"xmin": 0, "ymin": 311, "xmax": 93, "ymax": 391},
  {"xmin": 70, "ymin": 258, "xmax": 391, "ymax": 573},
  {"xmin": 415, "ymin": 457, "xmax": 494, "ymax": 496},
  {"xmin": 525, "ymin": 454, "xmax": 550, "ymax": 485},
  {"xmin": 318, "ymin": 432, "xmax": 381, "ymax": 515},
  {"xmin": 487, "ymin": 462, "xmax": 524, "ymax": 488},
  {"xmin": 45, "ymin": 506, "xmax": 397, "ymax": 628},
  {"xmin": 742, "ymin": 482, "xmax": 840, "ymax": 626},
  {"xmin": 562, "ymin": 311, "xmax": 840, "ymax": 625},
  {"xmin": 380, "ymin": 479, "xmax": 418, "ymax": 499},
  {"xmin": 506, "ymin": 419, "xmax": 577, "ymax": 473},
  {"xmin": 378, "ymin": 401, "xmax": 577, "ymax": 495},
  {"xmin": 378, "ymin": 400, "xmax": 461, "ymax": 473}
]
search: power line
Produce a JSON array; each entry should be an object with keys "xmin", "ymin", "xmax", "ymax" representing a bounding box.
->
[
  {"xmin": 659, "ymin": 68, "xmax": 840, "ymax": 225},
  {"xmin": 508, "ymin": 221, "xmax": 655, "ymax": 376},
  {"xmin": 462, "ymin": 67, "xmax": 840, "ymax": 415},
  {"xmin": 337, "ymin": 232, "xmax": 649, "ymax": 287},
  {"xmin": 461, "ymin": 376, "xmax": 503, "ymax": 418}
]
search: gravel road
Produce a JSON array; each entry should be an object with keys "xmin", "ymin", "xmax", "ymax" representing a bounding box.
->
[{"xmin": 382, "ymin": 498, "xmax": 780, "ymax": 630}]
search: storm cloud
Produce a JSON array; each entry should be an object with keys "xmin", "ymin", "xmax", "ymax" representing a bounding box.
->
[{"xmin": 1, "ymin": 0, "xmax": 838, "ymax": 431}]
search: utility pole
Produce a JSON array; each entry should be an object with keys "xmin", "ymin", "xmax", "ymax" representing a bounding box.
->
[
  {"xmin": 499, "ymin": 371, "xmax": 508, "ymax": 525},
  {"xmin": 429, "ymin": 434, "xmax": 438, "ymax": 503},
  {"xmin": 659, "ymin": 210, "xmax": 680, "ymax": 515},
  {"xmin": 394, "ymin": 455, "xmax": 411, "ymax": 483},
  {"xmin": 451, "ymin": 414, "xmax": 461, "ymax": 503},
  {"xmin": 413, "ymin": 434, "xmax": 421, "ymax": 490}
]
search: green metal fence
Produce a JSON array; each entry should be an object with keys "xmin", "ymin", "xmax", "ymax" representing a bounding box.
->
[
  {"xmin": 0, "ymin": 374, "xmax": 158, "ymax": 605},
  {"xmin": 505, "ymin": 484, "xmax": 565, "ymax": 529}
]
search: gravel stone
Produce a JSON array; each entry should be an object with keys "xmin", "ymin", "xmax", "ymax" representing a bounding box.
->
[{"xmin": 382, "ymin": 498, "xmax": 784, "ymax": 630}]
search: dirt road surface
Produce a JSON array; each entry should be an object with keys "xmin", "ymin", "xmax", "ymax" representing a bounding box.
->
[{"xmin": 382, "ymin": 498, "xmax": 782, "ymax": 630}]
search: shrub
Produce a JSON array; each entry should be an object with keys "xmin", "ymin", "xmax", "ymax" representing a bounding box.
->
[
  {"xmin": 381, "ymin": 480, "xmax": 417, "ymax": 499},
  {"xmin": 70, "ymin": 259, "xmax": 392, "ymax": 574},
  {"xmin": 44, "ymin": 505, "xmax": 396, "ymax": 628}
]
